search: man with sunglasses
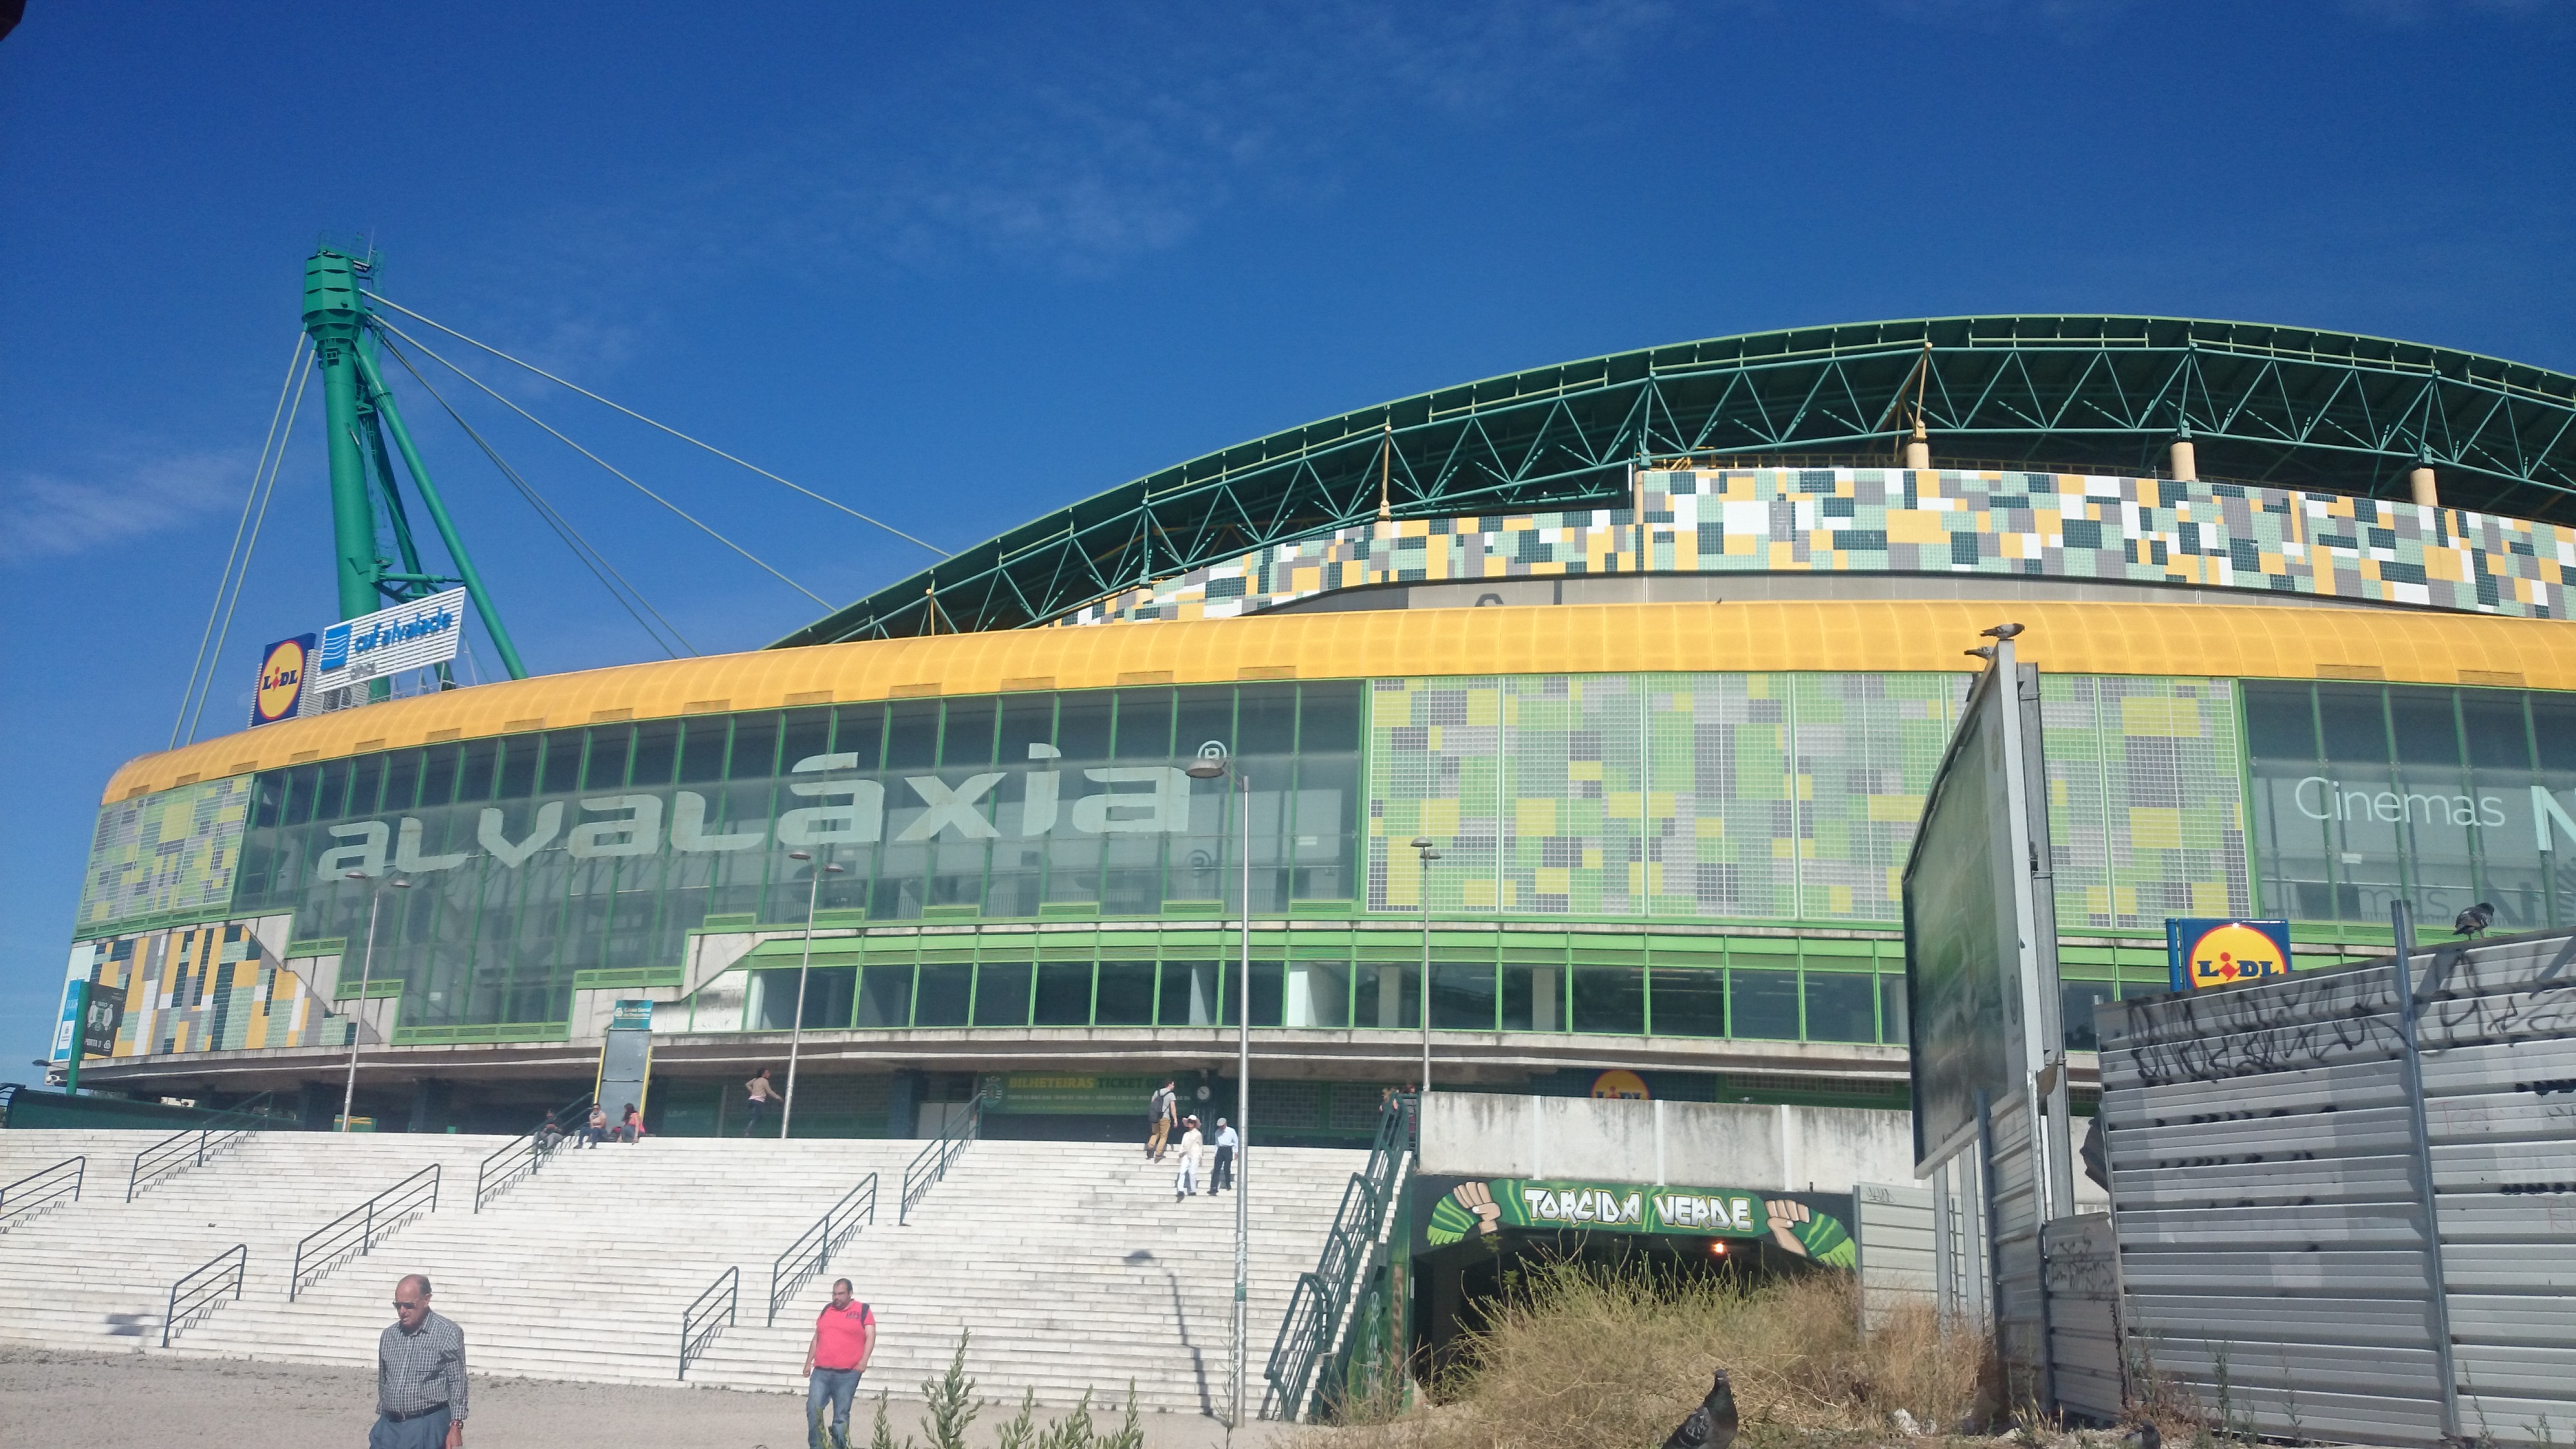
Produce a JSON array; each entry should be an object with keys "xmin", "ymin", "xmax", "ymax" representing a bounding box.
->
[{"xmin": 376, "ymin": 1273, "xmax": 466, "ymax": 1448}]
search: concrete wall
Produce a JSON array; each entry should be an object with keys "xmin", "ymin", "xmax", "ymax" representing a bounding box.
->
[{"xmin": 1417, "ymin": 1091, "xmax": 1911, "ymax": 1192}]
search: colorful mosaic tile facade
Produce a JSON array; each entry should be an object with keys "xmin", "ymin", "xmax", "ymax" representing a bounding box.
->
[
  {"xmin": 1070, "ymin": 468, "xmax": 2569, "ymax": 624},
  {"xmin": 75, "ymin": 776, "xmax": 252, "ymax": 936},
  {"xmin": 1369, "ymin": 672, "xmax": 2249, "ymax": 929},
  {"xmin": 68, "ymin": 917, "xmax": 352, "ymax": 1058}
]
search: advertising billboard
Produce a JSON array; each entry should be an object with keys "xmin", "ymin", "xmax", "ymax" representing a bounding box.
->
[
  {"xmin": 249, "ymin": 634, "xmax": 317, "ymax": 727},
  {"xmin": 2165, "ymin": 918, "xmax": 2293, "ymax": 991},
  {"xmin": 311, "ymin": 588, "xmax": 466, "ymax": 698}
]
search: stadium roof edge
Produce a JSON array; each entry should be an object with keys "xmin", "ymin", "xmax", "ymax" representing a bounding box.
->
[{"xmin": 771, "ymin": 315, "xmax": 2576, "ymax": 649}]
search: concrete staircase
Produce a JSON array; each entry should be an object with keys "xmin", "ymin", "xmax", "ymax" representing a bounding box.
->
[{"xmin": 0, "ymin": 1129, "xmax": 1364, "ymax": 1415}]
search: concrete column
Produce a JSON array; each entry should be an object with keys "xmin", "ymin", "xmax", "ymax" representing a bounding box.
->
[
  {"xmin": 1902, "ymin": 423, "xmax": 1931, "ymax": 470},
  {"xmin": 2168, "ymin": 438, "xmax": 2198, "ymax": 482},
  {"xmin": 2410, "ymin": 466, "xmax": 2440, "ymax": 508}
]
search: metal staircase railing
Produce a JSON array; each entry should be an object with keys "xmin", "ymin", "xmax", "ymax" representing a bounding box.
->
[
  {"xmin": 126, "ymin": 1091, "xmax": 285, "ymax": 1202},
  {"xmin": 769, "ymin": 1173, "xmax": 877, "ymax": 1324},
  {"xmin": 1263, "ymin": 1093, "xmax": 1415, "ymax": 1422},
  {"xmin": 898, "ymin": 1093, "xmax": 985, "ymax": 1225},
  {"xmin": 679, "ymin": 1266, "xmax": 737, "ymax": 1381},
  {"xmin": 0, "ymin": 1155, "xmax": 84, "ymax": 1232},
  {"xmin": 164, "ymin": 1244, "xmax": 247, "ymax": 1346},
  {"xmin": 291, "ymin": 1165, "xmax": 440, "ymax": 1301},
  {"xmin": 474, "ymin": 1092, "xmax": 593, "ymax": 1212}
]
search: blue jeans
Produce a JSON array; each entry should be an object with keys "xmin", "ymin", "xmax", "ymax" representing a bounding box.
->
[
  {"xmin": 808, "ymin": 1367, "xmax": 861, "ymax": 1448},
  {"xmin": 369, "ymin": 1406, "xmax": 450, "ymax": 1449}
]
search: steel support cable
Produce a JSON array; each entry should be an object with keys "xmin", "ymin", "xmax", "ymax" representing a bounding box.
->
[
  {"xmin": 173, "ymin": 334, "xmax": 309, "ymax": 747},
  {"xmin": 363, "ymin": 294, "xmax": 948, "ymax": 557},
  {"xmin": 378, "ymin": 339, "xmax": 696, "ymax": 658},
  {"xmin": 186, "ymin": 348, "xmax": 317, "ymax": 745},
  {"xmin": 368, "ymin": 317, "xmax": 831, "ymax": 608}
]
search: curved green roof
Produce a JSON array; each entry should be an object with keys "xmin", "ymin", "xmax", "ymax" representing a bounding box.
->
[{"xmin": 776, "ymin": 314, "xmax": 2576, "ymax": 647}]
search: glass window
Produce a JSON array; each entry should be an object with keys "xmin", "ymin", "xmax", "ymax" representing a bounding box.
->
[
  {"xmin": 749, "ymin": 965, "xmax": 853, "ymax": 1030},
  {"xmin": 1284, "ymin": 959, "xmax": 1350, "ymax": 1028},
  {"xmin": 1501, "ymin": 963, "xmax": 1562, "ymax": 1031},
  {"xmin": 1804, "ymin": 972, "xmax": 1878, "ymax": 1042},
  {"xmin": 677, "ymin": 719, "xmax": 727, "ymax": 784},
  {"xmin": 1730, "ymin": 970, "xmax": 1801, "ymax": 1038},
  {"xmin": 835, "ymin": 704, "xmax": 886, "ymax": 771},
  {"xmin": 1095, "ymin": 961, "xmax": 1156, "ymax": 1026},
  {"xmin": 587, "ymin": 726, "xmax": 633, "ymax": 790},
  {"xmin": 1571, "ymin": 965, "xmax": 1644, "ymax": 1034},
  {"xmin": 1160, "ymin": 960, "xmax": 1220, "ymax": 1027},
  {"xmin": 1033, "ymin": 961, "xmax": 1093, "ymax": 1025},
  {"xmin": 1648, "ymin": 967, "xmax": 1725, "ymax": 1037},
  {"xmin": 973, "ymin": 961, "xmax": 1032, "ymax": 1026},
  {"xmin": 1112, "ymin": 689, "xmax": 1175, "ymax": 759},
  {"xmin": 1429, "ymin": 961, "xmax": 1495, "ymax": 1031},
  {"xmin": 857, "ymin": 964, "xmax": 913, "ymax": 1028},
  {"xmin": 1880, "ymin": 976, "xmax": 1910, "ymax": 1046},
  {"xmin": 941, "ymin": 700, "xmax": 996, "ymax": 769},
  {"xmin": 2060, "ymin": 981, "xmax": 2116, "ymax": 1052},
  {"xmin": 914, "ymin": 963, "xmax": 971, "ymax": 1026},
  {"xmin": 539, "ymin": 730, "xmax": 584, "ymax": 794},
  {"xmin": 727, "ymin": 716, "xmax": 780, "ymax": 780},
  {"xmin": 1244, "ymin": 961, "xmax": 1285, "ymax": 1028},
  {"xmin": 496, "ymin": 735, "xmax": 539, "ymax": 799},
  {"xmin": 1353, "ymin": 963, "xmax": 1417, "ymax": 1029},
  {"xmin": 381, "ymin": 751, "xmax": 424, "ymax": 812},
  {"xmin": 455, "ymin": 741, "xmax": 496, "ymax": 803},
  {"xmin": 781, "ymin": 708, "xmax": 833, "ymax": 770}
]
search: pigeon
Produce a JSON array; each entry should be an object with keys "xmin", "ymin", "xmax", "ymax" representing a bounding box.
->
[
  {"xmin": 2453, "ymin": 902, "xmax": 2496, "ymax": 938},
  {"xmin": 1662, "ymin": 1369, "xmax": 1739, "ymax": 1449},
  {"xmin": 2131, "ymin": 1421, "xmax": 2162, "ymax": 1449}
]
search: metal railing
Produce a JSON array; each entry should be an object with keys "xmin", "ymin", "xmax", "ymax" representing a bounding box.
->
[
  {"xmin": 126, "ymin": 1091, "xmax": 284, "ymax": 1202},
  {"xmin": 290, "ymin": 1165, "xmax": 440, "ymax": 1301},
  {"xmin": 1264, "ymin": 1093, "xmax": 1415, "ymax": 1422},
  {"xmin": 679, "ymin": 1265, "xmax": 737, "ymax": 1381},
  {"xmin": 164, "ymin": 1244, "xmax": 247, "ymax": 1346},
  {"xmin": 474, "ymin": 1093, "xmax": 593, "ymax": 1212},
  {"xmin": 769, "ymin": 1174, "xmax": 877, "ymax": 1324},
  {"xmin": 0, "ymin": 1155, "xmax": 84, "ymax": 1232},
  {"xmin": 898, "ymin": 1093, "xmax": 985, "ymax": 1225}
]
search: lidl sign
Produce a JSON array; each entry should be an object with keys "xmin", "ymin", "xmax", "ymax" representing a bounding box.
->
[
  {"xmin": 250, "ymin": 633, "xmax": 316, "ymax": 727},
  {"xmin": 2165, "ymin": 917, "xmax": 2294, "ymax": 991}
]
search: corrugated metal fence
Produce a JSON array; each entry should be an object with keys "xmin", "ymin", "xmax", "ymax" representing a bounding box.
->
[{"xmin": 2095, "ymin": 922, "xmax": 2576, "ymax": 1445}]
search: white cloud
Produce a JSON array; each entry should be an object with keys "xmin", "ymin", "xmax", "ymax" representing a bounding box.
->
[{"xmin": 0, "ymin": 450, "xmax": 246, "ymax": 565}]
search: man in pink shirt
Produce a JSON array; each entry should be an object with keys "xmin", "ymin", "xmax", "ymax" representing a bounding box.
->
[{"xmin": 803, "ymin": 1278, "xmax": 875, "ymax": 1449}]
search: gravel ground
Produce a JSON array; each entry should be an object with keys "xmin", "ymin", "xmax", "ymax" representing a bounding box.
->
[{"xmin": 0, "ymin": 1346, "xmax": 1287, "ymax": 1449}]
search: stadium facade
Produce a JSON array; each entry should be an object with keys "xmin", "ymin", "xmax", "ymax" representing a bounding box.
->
[{"xmin": 53, "ymin": 315, "xmax": 2576, "ymax": 1141}]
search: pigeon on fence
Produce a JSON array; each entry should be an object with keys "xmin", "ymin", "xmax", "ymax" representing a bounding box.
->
[
  {"xmin": 2454, "ymin": 902, "xmax": 2496, "ymax": 938},
  {"xmin": 1661, "ymin": 1369, "xmax": 1739, "ymax": 1449}
]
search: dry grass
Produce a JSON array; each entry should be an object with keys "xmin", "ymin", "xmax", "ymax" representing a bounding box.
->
[{"xmin": 1307, "ymin": 1260, "xmax": 1996, "ymax": 1449}]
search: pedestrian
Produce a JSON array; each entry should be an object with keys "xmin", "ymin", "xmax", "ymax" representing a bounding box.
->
[
  {"xmin": 1145, "ymin": 1079, "xmax": 1178, "ymax": 1161},
  {"xmin": 580, "ymin": 1102, "xmax": 608, "ymax": 1148},
  {"xmin": 1174, "ymin": 1114, "xmax": 1203, "ymax": 1200},
  {"xmin": 535, "ymin": 1116, "xmax": 564, "ymax": 1155},
  {"xmin": 803, "ymin": 1277, "xmax": 876, "ymax": 1449},
  {"xmin": 745, "ymin": 1067, "xmax": 780, "ymax": 1137},
  {"xmin": 619, "ymin": 1102, "xmax": 643, "ymax": 1144},
  {"xmin": 373, "ymin": 1273, "xmax": 466, "ymax": 1449},
  {"xmin": 1210, "ymin": 1116, "xmax": 1238, "ymax": 1193}
]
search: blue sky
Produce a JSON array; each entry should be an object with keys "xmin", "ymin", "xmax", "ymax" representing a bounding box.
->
[{"xmin": 3, "ymin": 1, "xmax": 2571, "ymax": 1075}]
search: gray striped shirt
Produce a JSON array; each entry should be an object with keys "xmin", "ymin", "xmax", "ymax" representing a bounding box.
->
[{"xmin": 378, "ymin": 1308, "xmax": 468, "ymax": 1421}]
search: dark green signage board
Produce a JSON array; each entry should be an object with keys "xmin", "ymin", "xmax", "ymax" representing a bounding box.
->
[
  {"xmin": 977, "ymin": 1072, "xmax": 1161, "ymax": 1116},
  {"xmin": 1415, "ymin": 1174, "xmax": 1854, "ymax": 1268}
]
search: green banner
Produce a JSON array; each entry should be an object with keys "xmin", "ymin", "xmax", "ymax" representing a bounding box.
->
[
  {"xmin": 977, "ymin": 1072, "xmax": 1160, "ymax": 1115},
  {"xmin": 1424, "ymin": 1175, "xmax": 1854, "ymax": 1267}
]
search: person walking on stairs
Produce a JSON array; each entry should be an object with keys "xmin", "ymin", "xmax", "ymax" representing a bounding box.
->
[
  {"xmin": 1174, "ymin": 1114, "xmax": 1205, "ymax": 1199},
  {"xmin": 1146, "ymin": 1079, "xmax": 1178, "ymax": 1161},
  {"xmin": 746, "ymin": 1067, "xmax": 782, "ymax": 1136},
  {"xmin": 803, "ymin": 1277, "xmax": 876, "ymax": 1449},
  {"xmin": 1210, "ymin": 1117, "xmax": 1238, "ymax": 1193},
  {"xmin": 374, "ymin": 1272, "xmax": 466, "ymax": 1449}
]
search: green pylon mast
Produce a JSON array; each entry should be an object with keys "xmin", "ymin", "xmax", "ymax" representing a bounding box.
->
[{"xmin": 301, "ymin": 246, "xmax": 527, "ymax": 680}]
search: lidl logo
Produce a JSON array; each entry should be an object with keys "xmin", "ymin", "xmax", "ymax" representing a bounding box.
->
[
  {"xmin": 250, "ymin": 634, "xmax": 316, "ymax": 727},
  {"xmin": 2166, "ymin": 918, "xmax": 2294, "ymax": 991},
  {"xmin": 1590, "ymin": 1069, "xmax": 1649, "ymax": 1099}
]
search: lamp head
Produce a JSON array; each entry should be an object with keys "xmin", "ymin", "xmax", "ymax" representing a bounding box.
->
[
  {"xmin": 788, "ymin": 851, "xmax": 812, "ymax": 862},
  {"xmin": 1184, "ymin": 759, "xmax": 1228, "ymax": 780},
  {"xmin": 1409, "ymin": 837, "xmax": 1434, "ymax": 849},
  {"xmin": 824, "ymin": 863, "xmax": 845, "ymax": 875}
]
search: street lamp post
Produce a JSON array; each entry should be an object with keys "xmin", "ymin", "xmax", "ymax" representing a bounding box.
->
[
  {"xmin": 779, "ymin": 849, "xmax": 844, "ymax": 1140},
  {"xmin": 1185, "ymin": 753, "xmax": 1253, "ymax": 1428},
  {"xmin": 1410, "ymin": 837, "xmax": 1440, "ymax": 1093},
  {"xmin": 339, "ymin": 869, "xmax": 411, "ymax": 1132}
]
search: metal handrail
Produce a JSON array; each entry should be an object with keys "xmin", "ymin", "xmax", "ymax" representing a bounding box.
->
[
  {"xmin": 898, "ymin": 1093, "xmax": 985, "ymax": 1225},
  {"xmin": 474, "ymin": 1092, "xmax": 593, "ymax": 1212},
  {"xmin": 290, "ymin": 1165, "xmax": 440, "ymax": 1301},
  {"xmin": 0, "ymin": 1155, "xmax": 84, "ymax": 1231},
  {"xmin": 126, "ymin": 1091, "xmax": 284, "ymax": 1203},
  {"xmin": 769, "ymin": 1174, "xmax": 877, "ymax": 1324},
  {"xmin": 164, "ymin": 1244, "xmax": 247, "ymax": 1346},
  {"xmin": 1263, "ymin": 1093, "xmax": 1415, "ymax": 1421},
  {"xmin": 679, "ymin": 1265, "xmax": 738, "ymax": 1381}
]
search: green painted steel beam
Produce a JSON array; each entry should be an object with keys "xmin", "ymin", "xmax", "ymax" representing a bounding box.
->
[
  {"xmin": 773, "ymin": 315, "xmax": 2576, "ymax": 648},
  {"xmin": 350, "ymin": 338, "xmax": 529, "ymax": 679},
  {"xmin": 303, "ymin": 249, "xmax": 384, "ymax": 623}
]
